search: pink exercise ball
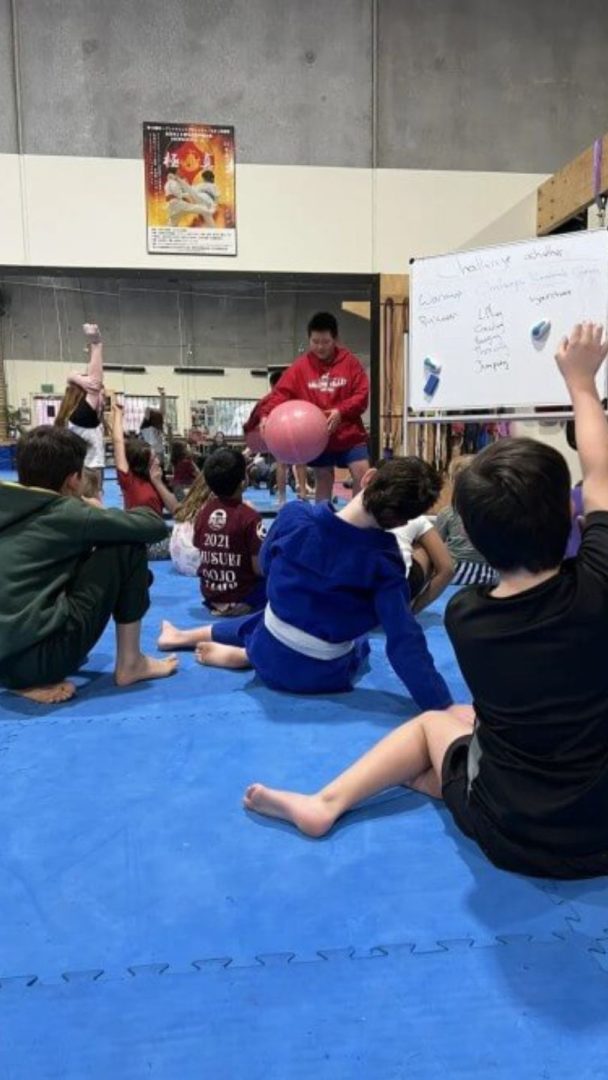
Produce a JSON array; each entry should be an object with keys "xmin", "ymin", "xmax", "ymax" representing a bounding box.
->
[
  {"xmin": 264, "ymin": 400, "xmax": 329, "ymax": 465},
  {"xmin": 245, "ymin": 427, "xmax": 267, "ymax": 454}
]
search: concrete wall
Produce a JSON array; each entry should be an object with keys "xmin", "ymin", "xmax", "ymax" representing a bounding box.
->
[{"xmin": 3, "ymin": 0, "xmax": 607, "ymax": 170}]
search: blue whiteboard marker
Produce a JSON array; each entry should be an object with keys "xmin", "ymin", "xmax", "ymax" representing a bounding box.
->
[
  {"xmin": 424, "ymin": 372, "xmax": 440, "ymax": 398},
  {"xmin": 531, "ymin": 320, "xmax": 551, "ymax": 343}
]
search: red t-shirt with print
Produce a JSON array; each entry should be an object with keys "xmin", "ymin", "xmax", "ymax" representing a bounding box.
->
[
  {"xmin": 117, "ymin": 469, "xmax": 164, "ymax": 516},
  {"xmin": 193, "ymin": 496, "xmax": 264, "ymax": 604}
]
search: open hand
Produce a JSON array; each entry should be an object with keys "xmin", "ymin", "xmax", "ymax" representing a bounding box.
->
[
  {"xmin": 556, "ymin": 322, "xmax": 608, "ymax": 389},
  {"xmin": 326, "ymin": 409, "xmax": 341, "ymax": 435},
  {"xmin": 149, "ymin": 458, "xmax": 163, "ymax": 485}
]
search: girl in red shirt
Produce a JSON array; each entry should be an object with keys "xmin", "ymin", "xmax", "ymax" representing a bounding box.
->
[{"xmin": 111, "ymin": 406, "xmax": 178, "ymax": 560}]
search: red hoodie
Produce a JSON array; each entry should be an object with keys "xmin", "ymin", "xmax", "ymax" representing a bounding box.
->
[
  {"xmin": 258, "ymin": 347, "xmax": 369, "ymax": 453},
  {"xmin": 243, "ymin": 392, "xmax": 272, "ymax": 435}
]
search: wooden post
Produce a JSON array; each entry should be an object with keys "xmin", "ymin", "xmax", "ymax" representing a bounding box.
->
[
  {"xmin": 379, "ymin": 274, "xmax": 408, "ymax": 454},
  {"xmin": 537, "ymin": 133, "xmax": 608, "ymax": 234}
]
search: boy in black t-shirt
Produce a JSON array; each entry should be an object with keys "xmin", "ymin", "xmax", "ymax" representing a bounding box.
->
[{"xmin": 240, "ymin": 322, "xmax": 608, "ymax": 880}]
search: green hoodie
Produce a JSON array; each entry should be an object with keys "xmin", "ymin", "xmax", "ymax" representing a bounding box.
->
[{"xmin": 0, "ymin": 482, "xmax": 167, "ymax": 662}]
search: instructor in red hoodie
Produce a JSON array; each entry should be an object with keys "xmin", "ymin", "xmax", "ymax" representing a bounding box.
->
[{"xmin": 259, "ymin": 312, "xmax": 370, "ymax": 502}]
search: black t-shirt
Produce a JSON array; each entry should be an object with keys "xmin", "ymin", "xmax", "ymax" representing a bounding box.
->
[
  {"xmin": 445, "ymin": 512, "xmax": 608, "ymax": 858},
  {"xmin": 70, "ymin": 398, "xmax": 100, "ymax": 429}
]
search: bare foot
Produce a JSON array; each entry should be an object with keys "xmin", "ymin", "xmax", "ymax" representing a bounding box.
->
[
  {"xmin": 195, "ymin": 642, "xmax": 250, "ymax": 669},
  {"xmin": 157, "ymin": 620, "xmax": 197, "ymax": 651},
  {"xmin": 243, "ymin": 783, "xmax": 336, "ymax": 838},
  {"xmin": 115, "ymin": 653, "xmax": 178, "ymax": 687},
  {"xmin": 14, "ymin": 681, "xmax": 76, "ymax": 705}
]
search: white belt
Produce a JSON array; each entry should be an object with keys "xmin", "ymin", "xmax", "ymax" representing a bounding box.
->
[{"xmin": 263, "ymin": 604, "xmax": 354, "ymax": 661}]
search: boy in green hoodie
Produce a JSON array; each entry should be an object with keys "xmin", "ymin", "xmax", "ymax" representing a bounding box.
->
[{"xmin": 0, "ymin": 426, "xmax": 178, "ymax": 704}]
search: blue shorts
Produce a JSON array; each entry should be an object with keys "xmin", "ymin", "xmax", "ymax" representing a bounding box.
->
[{"xmin": 309, "ymin": 444, "xmax": 369, "ymax": 469}]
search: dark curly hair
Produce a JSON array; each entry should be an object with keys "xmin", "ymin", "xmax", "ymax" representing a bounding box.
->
[{"xmin": 362, "ymin": 457, "xmax": 441, "ymax": 529}]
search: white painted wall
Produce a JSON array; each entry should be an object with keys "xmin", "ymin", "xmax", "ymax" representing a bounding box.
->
[
  {"xmin": 0, "ymin": 153, "xmax": 545, "ymax": 274},
  {"xmin": 373, "ymin": 170, "xmax": 544, "ymax": 271}
]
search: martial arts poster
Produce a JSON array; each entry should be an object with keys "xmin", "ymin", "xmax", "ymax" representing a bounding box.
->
[{"xmin": 143, "ymin": 122, "xmax": 237, "ymax": 256}]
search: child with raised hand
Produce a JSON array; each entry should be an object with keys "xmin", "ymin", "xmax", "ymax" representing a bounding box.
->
[
  {"xmin": 56, "ymin": 323, "xmax": 106, "ymax": 487},
  {"xmin": 159, "ymin": 457, "xmax": 453, "ymax": 711},
  {"xmin": 242, "ymin": 323, "xmax": 608, "ymax": 882},
  {"xmin": 0, "ymin": 426, "xmax": 178, "ymax": 705},
  {"xmin": 112, "ymin": 403, "xmax": 178, "ymax": 517},
  {"xmin": 170, "ymin": 471, "xmax": 212, "ymax": 577},
  {"xmin": 435, "ymin": 456, "xmax": 498, "ymax": 586}
]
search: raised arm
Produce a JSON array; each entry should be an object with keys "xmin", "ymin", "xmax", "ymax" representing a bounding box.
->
[
  {"xmin": 111, "ymin": 402, "xmax": 129, "ymax": 474},
  {"xmin": 374, "ymin": 581, "xmax": 453, "ymax": 711},
  {"xmin": 149, "ymin": 458, "xmax": 179, "ymax": 515},
  {"xmin": 68, "ymin": 324, "xmax": 104, "ymax": 407},
  {"xmin": 556, "ymin": 322, "xmax": 608, "ymax": 514}
]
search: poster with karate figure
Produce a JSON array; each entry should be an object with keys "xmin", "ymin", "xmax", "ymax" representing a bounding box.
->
[{"xmin": 144, "ymin": 122, "xmax": 237, "ymax": 256}]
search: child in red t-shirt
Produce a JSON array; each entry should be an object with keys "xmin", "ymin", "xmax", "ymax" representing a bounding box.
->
[
  {"xmin": 111, "ymin": 405, "xmax": 178, "ymax": 561},
  {"xmin": 194, "ymin": 448, "xmax": 266, "ymax": 616}
]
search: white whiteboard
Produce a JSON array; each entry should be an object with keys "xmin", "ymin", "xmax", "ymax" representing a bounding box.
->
[{"xmin": 409, "ymin": 230, "xmax": 608, "ymax": 411}]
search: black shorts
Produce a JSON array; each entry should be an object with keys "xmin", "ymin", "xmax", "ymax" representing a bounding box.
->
[
  {"xmin": 441, "ymin": 736, "xmax": 608, "ymax": 881},
  {"xmin": 407, "ymin": 559, "xmax": 426, "ymax": 601}
]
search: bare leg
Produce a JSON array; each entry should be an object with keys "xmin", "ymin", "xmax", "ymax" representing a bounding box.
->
[
  {"xmin": 158, "ymin": 620, "xmax": 212, "ymax": 651},
  {"xmin": 114, "ymin": 621, "xmax": 178, "ymax": 686},
  {"xmin": 349, "ymin": 457, "xmax": 370, "ymax": 497},
  {"xmin": 314, "ymin": 466, "xmax": 334, "ymax": 503},
  {"xmin": 244, "ymin": 709, "xmax": 471, "ymax": 836},
  {"xmin": 294, "ymin": 465, "xmax": 308, "ymax": 498},
  {"xmin": 13, "ymin": 682, "xmax": 76, "ymax": 705},
  {"xmin": 276, "ymin": 462, "xmax": 287, "ymax": 505},
  {"xmin": 195, "ymin": 642, "xmax": 251, "ymax": 669}
]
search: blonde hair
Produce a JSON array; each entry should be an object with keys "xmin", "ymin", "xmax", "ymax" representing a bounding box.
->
[
  {"xmin": 55, "ymin": 384, "xmax": 85, "ymax": 428},
  {"xmin": 81, "ymin": 467, "xmax": 101, "ymax": 499},
  {"xmin": 448, "ymin": 454, "xmax": 475, "ymax": 484},
  {"xmin": 174, "ymin": 470, "xmax": 212, "ymax": 523}
]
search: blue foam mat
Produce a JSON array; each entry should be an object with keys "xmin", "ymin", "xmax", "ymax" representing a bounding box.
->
[
  {"xmin": 1, "ymin": 937, "xmax": 607, "ymax": 1080},
  {"xmin": 2, "ymin": 476, "xmax": 608, "ymax": 1076},
  {"xmin": 0, "ymin": 572, "xmax": 576, "ymax": 982}
]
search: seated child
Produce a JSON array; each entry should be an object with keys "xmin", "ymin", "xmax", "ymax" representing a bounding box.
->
[
  {"xmin": 170, "ymin": 472, "xmax": 212, "ymax": 577},
  {"xmin": 391, "ymin": 515, "xmax": 454, "ymax": 613},
  {"xmin": 159, "ymin": 457, "xmax": 453, "ymax": 711},
  {"xmin": 240, "ymin": 322, "xmax": 608, "ymax": 881},
  {"xmin": 435, "ymin": 456, "xmax": 498, "ymax": 586},
  {"xmin": 171, "ymin": 439, "xmax": 199, "ymax": 501},
  {"xmin": 111, "ymin": 403, "xmax": 178, "ymax": 559},
  {"xmin": 0, "ymin": 426, "xmax": 178, "ymax": 705},
  {"xmin": 81, "ymin": 466, "xmax": 104, "ymax": 508},
  {"xmin": 193, "ymin": 448, "xmax": 266, "ymax": 616}
]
